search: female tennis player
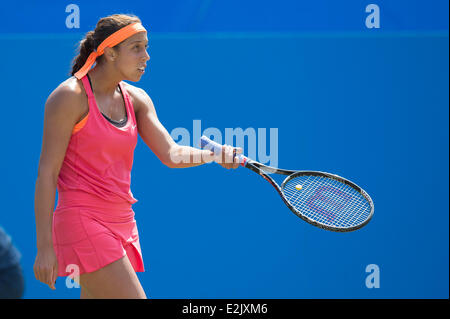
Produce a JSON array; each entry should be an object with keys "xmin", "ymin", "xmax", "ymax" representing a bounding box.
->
[{"xmin": 33, "ymin": 14, "xmax": 241, "ymax": 299}]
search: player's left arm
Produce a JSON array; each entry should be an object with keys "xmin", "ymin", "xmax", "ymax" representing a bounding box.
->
[{"xmin": 132, "ymin": 87, "xmax": 237, "ymax": 168}]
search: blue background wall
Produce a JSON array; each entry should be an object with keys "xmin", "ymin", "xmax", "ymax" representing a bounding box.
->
[{"xmin": 0, "ymin": 1, "xmax": 448, "ymax": 299}]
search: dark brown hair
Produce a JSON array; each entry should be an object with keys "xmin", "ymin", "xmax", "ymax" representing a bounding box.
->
[{"xmin": 70, "ymin": 14, "xmax": 141, "ymax": 76}]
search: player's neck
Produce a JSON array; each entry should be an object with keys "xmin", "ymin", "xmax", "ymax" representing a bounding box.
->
[{"xmin": 88, "ymin": 65, "xmax": 121, "ymax": 96}]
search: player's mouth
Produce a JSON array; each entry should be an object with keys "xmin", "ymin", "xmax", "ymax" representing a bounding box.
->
[{"xmin": 138, "ymin": 65, "xmax": 146, "ymax": 74}]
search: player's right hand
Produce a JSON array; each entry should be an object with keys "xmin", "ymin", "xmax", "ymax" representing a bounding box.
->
[{"xmin": 34, "ymin": 246, "xmax": 58, "ymax": 290}]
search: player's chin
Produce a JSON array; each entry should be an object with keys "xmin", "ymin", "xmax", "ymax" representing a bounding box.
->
[{"xmin": 125, "ymin": 69, "xmax": 145, "ymax": 82}]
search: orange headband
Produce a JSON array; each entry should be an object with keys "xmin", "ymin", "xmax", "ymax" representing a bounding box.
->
[{"xmin": 74, "ymin": 22, "xmax": 147, "ymax": 80}]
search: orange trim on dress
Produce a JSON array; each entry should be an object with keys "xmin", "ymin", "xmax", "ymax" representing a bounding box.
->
[{"xmin": 72, "ymin": 113, "xmax": 89, "ymax": 135}]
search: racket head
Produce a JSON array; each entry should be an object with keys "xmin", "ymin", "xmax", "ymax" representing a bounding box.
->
[{"xmin": 279, "ymin": 171, "xmax": 374, "ymax": 232}]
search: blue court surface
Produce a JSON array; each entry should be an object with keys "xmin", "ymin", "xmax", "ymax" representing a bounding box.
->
[{"xmin": 0, "ymin": 0, "xmax": 448, "ymax": 298}]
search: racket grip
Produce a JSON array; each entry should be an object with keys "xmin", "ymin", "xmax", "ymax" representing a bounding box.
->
[{"xmin": 200, "ymin": 135, "xmax": 248, "ymax": 166}]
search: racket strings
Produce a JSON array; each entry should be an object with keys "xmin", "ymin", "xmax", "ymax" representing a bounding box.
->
[
  {"xmin": 285, "ymin": 178, "xmax": 370, "ymax": 228},
  {"xmin": 282, "ymin": 175, "xmax": 371, "ymax": 229},
  {"xmin": 284, "ymin": 181, "xmax": 367, "ymax": 228}
]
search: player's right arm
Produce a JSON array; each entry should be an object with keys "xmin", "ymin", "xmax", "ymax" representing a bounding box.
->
[{"xmin": 33, "ymin": 81, "xmax": 86, "ymax": 290}]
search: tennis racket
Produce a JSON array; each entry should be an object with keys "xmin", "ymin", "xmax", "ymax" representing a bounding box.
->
[{"xmin": 200, "ymin": 136, "xmax": 374, "ymax": 232}]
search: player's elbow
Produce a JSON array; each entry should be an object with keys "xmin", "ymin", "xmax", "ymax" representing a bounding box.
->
[{"xmin": 159, "ymin": 145, "xmax": 176, "ymax": 168}]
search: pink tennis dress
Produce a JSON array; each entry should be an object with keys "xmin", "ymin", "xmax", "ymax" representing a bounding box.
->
[{"xmin": 52, "ymin": 74, "xmax": 144, "ymax": 277}]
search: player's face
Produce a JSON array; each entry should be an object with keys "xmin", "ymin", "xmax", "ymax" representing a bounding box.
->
[{"xmin": 114, "ymin": 32, "xmax": 150, "ymax": 82}]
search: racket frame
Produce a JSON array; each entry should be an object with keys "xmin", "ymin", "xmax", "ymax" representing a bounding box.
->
[{"xmin": 243, "ymin": 159, "xmax": 374, "ymax": 232}]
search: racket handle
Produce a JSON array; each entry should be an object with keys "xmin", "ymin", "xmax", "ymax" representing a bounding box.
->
[{"xmin": 200, "ymin": 135, "xmax": 249, "ymax": 167}]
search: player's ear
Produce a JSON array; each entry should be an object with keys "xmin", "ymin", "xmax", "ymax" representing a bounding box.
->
[{"xmin": 104, "ymin": 47, "xmax": 117, "ymax": 62}]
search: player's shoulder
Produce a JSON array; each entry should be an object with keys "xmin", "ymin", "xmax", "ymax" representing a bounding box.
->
[
  {"xmin": 49, "ymin": 76, "xmax": 85, "ymax": 100},
  {"xmin": 121, "ymin": 81, "xmax": 154, "ymax": 113},
  {"xmin": 45, "ymin": 76, "xmax": 87, "ymax": 113}
]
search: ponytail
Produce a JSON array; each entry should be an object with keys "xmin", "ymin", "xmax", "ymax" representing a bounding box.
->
[{"xmin": 71, "ymin": 31, "xmax": 96, "ymax": 76}]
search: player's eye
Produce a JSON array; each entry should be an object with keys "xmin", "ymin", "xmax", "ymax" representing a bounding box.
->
[{"xmin": 134, "ymin": 44, "xmax": 149, "ymax": 50}]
